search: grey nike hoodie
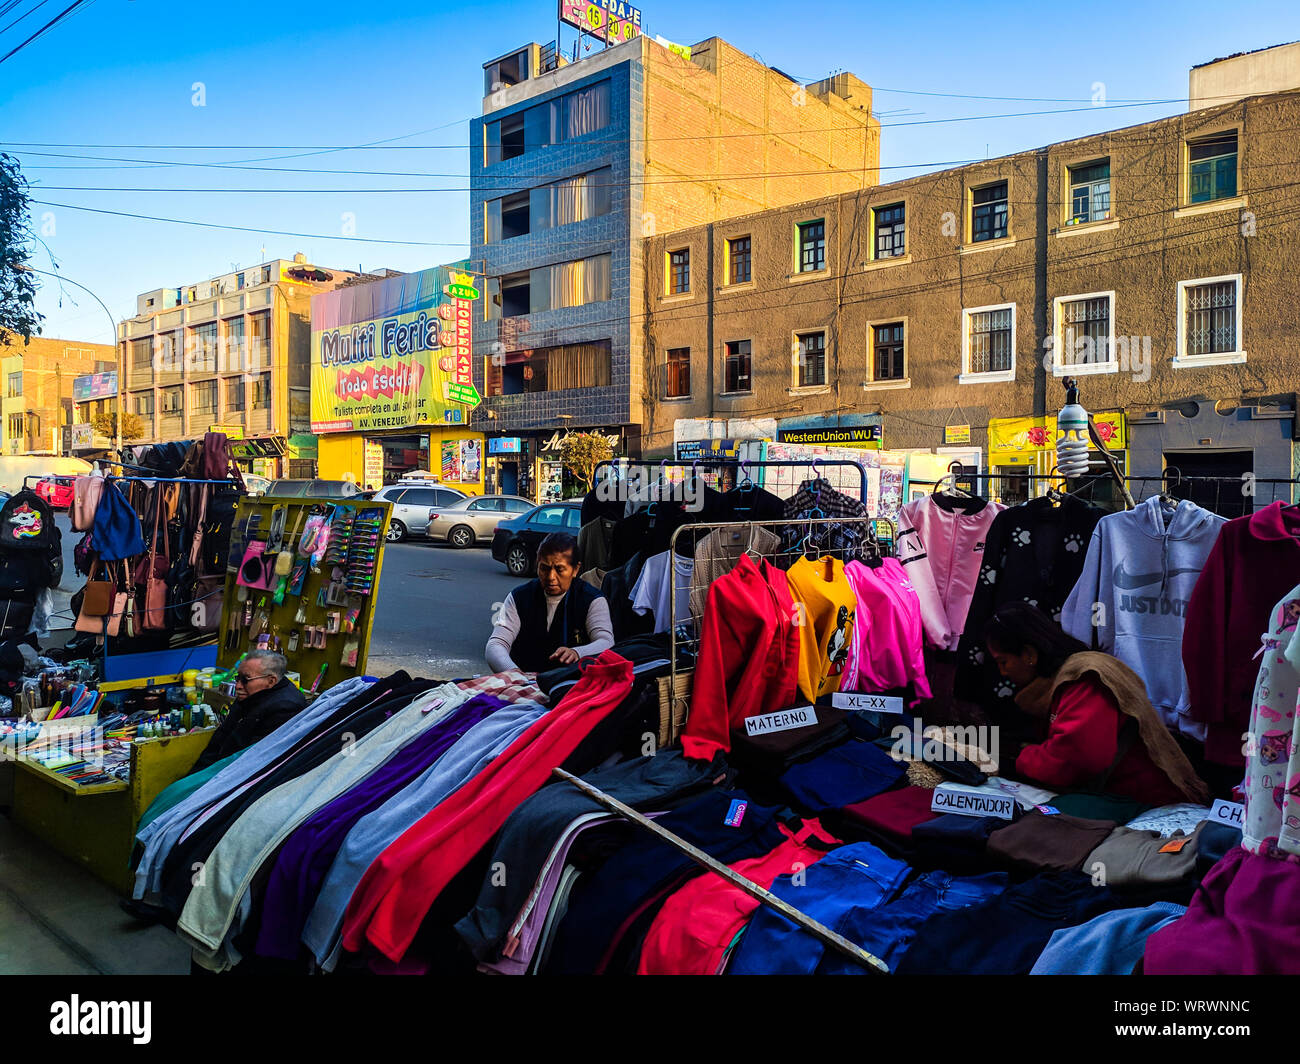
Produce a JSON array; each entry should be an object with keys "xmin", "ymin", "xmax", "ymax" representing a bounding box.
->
[{"xmin": 1061, "ymin": 496, "xmax": 1226, "ymax": 738}]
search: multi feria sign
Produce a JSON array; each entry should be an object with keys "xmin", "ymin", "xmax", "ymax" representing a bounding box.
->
[{"xmin": 310, "ymin": 264, "xmax": 479, "ymax": 434}]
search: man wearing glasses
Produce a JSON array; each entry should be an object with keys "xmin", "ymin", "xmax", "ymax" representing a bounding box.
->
[{"xmin": 192, "ymin": 650, "xmax": 306, "ymax": 772}]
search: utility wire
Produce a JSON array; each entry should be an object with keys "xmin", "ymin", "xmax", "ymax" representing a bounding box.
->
[{"xmin": 0, "ymin": 0, "xmax": 88, "ymax": 65}]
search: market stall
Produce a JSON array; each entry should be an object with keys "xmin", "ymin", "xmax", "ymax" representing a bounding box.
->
[{"xmin": 116, "ymin": 450, "xmax": 1300, "ymax": 975}]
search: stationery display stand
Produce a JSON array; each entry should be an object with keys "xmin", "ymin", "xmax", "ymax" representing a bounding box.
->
[{"xmin": 217, "ymin": 496, "xmax": 393, "ymax": 693}]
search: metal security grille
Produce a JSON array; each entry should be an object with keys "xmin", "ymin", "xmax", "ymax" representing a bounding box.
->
[
  {"xmin": 967, "ymin": 308, "xmax": 1013, "ymax": 373},
  {"xmin": 1185, "ymin": 281, "xmax": 1237, "ymax": 355},
  {"xmin": 1060, "ymin": 296, "xmax": 1111, "ymax": 365}
]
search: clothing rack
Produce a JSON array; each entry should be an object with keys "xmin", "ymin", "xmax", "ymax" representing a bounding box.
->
[
  {"xmin": 664, "ymin": 514, "xmax": 896, "ymax": 736},
  {"xmin": 592, "ymin": 457, "xmax": 873, "ymax": 504}
]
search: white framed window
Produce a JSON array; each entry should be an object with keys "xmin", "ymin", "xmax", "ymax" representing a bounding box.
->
[
  {"xmin": 1175, "ymin": 274, "xmax": 1245, "ymax": 367},
  {"xmin": 1051, "ymin": 291, "xmax": 1117, "ymax": 376},
  {"xmin": 792, "ymin": 330, "xmax": 827, "ymax": 389},
  {"xmin": 960, "ymin": 303, "xmax": 1016, "ymax": 383}
]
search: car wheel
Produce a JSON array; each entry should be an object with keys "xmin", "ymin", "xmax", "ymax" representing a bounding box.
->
[
  {"xmin": 448, "ymin": 525, "xmax": 474, "ymax": 549},
  {"xmin": 505, "ymin": 543, "xmax": 532, "ymax": 576},
  {"xmin": 386, "ymin": 519, "xmax": 407, "ymax": 543}
]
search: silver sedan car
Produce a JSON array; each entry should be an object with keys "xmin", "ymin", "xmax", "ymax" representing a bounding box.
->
[{"xmin": 426, "ymin": 494, "xmax": 535, "ymax": 548}]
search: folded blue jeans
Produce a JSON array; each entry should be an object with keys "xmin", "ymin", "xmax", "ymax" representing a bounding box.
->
[
  {"xmin": 821, "ymin": 868, "xmax": 1009, "ymax": 974},
  {"xmin": 728, "ymin": 841, "xmax": 910, "ymax": 975}
]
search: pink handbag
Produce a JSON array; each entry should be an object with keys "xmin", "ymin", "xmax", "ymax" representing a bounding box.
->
[{"xmin": 71, "ymin": 476, "xmax": 105, "ymax": 532}]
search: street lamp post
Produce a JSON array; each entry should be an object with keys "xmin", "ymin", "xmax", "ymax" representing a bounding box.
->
[{"xmin": 14, "ymin": 265, "xmax": 123, "ymax": 454}]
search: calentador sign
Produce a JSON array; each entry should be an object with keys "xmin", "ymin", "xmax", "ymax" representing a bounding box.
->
[{"xmin": 310, "ymin": 265, "xmax": 480, "ymax": 434}]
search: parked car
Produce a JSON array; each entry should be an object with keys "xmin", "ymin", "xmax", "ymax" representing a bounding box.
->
[
  {"xmin": 263, "ymin": 478, "xmax": 362, "ymax": 499},
  {"xmin": 490, "ymin": 501, "xmax": 582, "ymax": 576},
  {"xmin": 426, "ymin": 495, "xmax": 534, "ymax": 548},
  {"xmin": 370, "ymin": 483, "xmax": 468, "ymax": 542},
  {"xmin": 34, "ymin": 475, "xmax": 75, "ymax": 510},
  {"xmin": 242, "ymin": 474, "xmax": 272, "ymax": 496}
]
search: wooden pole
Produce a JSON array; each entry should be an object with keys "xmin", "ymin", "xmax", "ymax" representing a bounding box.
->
[{"xmin": 551, "ymin": 767, "xmax": 889, "ymax": 973}]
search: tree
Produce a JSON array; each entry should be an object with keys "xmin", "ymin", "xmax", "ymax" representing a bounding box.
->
[
  {"xmin": 92, "ymin": 411, "xmax": 145, "ymax": 442},
  {"xmin": 558, "ymin": 431, "xmax": 615, "ymax": 493},
  {"xmin": 0, "ymin": 154, "xmax": 42, "ymax": 347}
]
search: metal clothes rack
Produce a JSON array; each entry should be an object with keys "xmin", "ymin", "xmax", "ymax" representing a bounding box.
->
[{"xmin": 591, "ymin": 457, "xmax": 873, "ymax": 506}]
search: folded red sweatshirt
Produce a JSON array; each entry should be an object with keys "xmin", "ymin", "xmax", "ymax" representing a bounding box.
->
[
  {"xmin": 683, "ymin": 553, "xmax": 800, "ymax": 761},
  {"xmin": 1182, "ymin": 502, "xmax": 1300, "ymax": 765},
  {"xmin": 342, "ymin": 650, "xmax": 634, "ymax": 961}
]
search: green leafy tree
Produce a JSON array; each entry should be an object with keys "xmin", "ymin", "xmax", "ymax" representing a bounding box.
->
[
  {"xmin": 92, "ymin": 411, "xmax": 145, "ymax": 442},
  {"xmin": 558, "ymin": 431, "xmax": 615, "ymax": 493},
  {"xmin": 0, "ymin": 154, "xmax": 41, "ymax": 347}
]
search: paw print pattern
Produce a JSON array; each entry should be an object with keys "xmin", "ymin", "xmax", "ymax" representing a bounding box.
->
[
  {"xmin": 1051, "ymin": 607, "xmax": 1063, "ymax": 623},
  {"xmin": 994, "ymin": 681, "xmax": 1016, "ymax": 700},
  {"xmin": 1013, "ymin": 529, "xmax": 1032, "ymax": 547},
  {"xmin": 1063, "ymin": 533, "xmax": 1084, "ymax": 553},
  {"xmin": 980, "ymin": 568, "xmax": 997, "ymax": 587},
  {"xmin": 1023, "ymin": 597, "xmax": 1039, "ymax": 609}
]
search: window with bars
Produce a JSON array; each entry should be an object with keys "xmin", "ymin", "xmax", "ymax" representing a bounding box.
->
[
  {"xmin": 873, "ymin": 323, "xmax": 906, "ymax": 380},
  {"xmin": 1182, "ymin": 279, "xmax": 1238, "ymax": 357},
  {"xmin": 1057, "ymin": 295, "xmax": 1113, "ymax": 366},
  {"xmin": 964, "ymin": 306, "xmax": 1014, "ymax": 375},
  {"xmin": 797, "ymin": 220, "xmax": 826, "ymax": 272},
  {"xmin": 131, "ymin": 338, "xmax": 152, "ymax": 368},
  {"xmin": 6, "ymin": 373, "xmax": 20, "ymax": 398},
  {"xmin": 724, "ymin": 340, "xmax": 752, "ymax": 393},
  {"xmin": 668, "ymin": 249, "xmax": 690, "ymax": 294},
  {"xmin": 873, "ymin": 203, "xmax": 906, "ymax": 258},
  {"xmin": 225, "ymin": 378, "xmax": 245, "ymax": 412},
  {"xmin": 188, "ymin": 322, "xmax": 218, "ymax": 372},
  {"xmin": 665, "ymin": 347, "xmax": 691, "ymax": 398},
  {"xmin": 1187, "ymin": 132, "xmax": 1237, "ymax": 204},
  {"xmin": 971, "ymin": 182, "xmax": 1009, "ymax": 242},
  {"xmin": 1068, "ymin": 161, "xmax": 1111, "ymax": 224},
  {"xmin": 796, "ymin": 331, "xmax": 827, "ymax": 388}
]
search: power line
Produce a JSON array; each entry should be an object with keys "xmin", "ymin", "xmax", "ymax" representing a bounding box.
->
[
  {"xmin": 29, "ymin": 199, "xmax": 469, "ymax": 248},
  {"xmin": 0, "ymin": 0, "xmax": 88, "ymax": 65},
  {"xmin": 0, "ymin": 0, "xmax": 54, "ymax": 36}
]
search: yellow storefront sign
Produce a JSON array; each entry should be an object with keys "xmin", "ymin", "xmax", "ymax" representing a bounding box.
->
[{"xmin": 989, "ymin": 412, "xmax": 1126, "ymax": 457}]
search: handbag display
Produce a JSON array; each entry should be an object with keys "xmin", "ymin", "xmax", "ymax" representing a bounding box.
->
[
  {"xmin": 71, "ymin": 476, "xmax": 105, "ymax": 532},
  {"xmin": 139, "ymin": 493, "xmax": 170, "ymax": 631},
  {"xmin": 75, "ymin": 562, "xmax": 124, "ymax": 636}
]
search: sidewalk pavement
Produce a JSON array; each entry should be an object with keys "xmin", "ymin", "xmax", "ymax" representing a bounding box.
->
[{"xmin": 0, "ymin": 814, "xmax": 189, "ymax": 975}]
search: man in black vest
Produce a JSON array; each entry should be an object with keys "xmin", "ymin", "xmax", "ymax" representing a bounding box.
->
[
  {"xmin": 192, "ymin": 650, "xmax": 306, "ymax": 771},
  {"xmin": 485, "ymin": 533, "xmax": 614, "ymax": 673}
]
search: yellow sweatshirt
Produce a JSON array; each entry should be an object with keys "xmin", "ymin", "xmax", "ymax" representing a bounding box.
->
[{"xmin": 786, "ymin": 555, "xmax": 858, "ymax": 702}]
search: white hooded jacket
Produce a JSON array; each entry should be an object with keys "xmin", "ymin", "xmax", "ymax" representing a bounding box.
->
[{"xmin": 1060, "ymin": 496, "xmax": 1226, "ymax": 738}]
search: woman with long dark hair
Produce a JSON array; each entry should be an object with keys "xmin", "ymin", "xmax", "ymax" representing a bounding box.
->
[{"xmin": 985, "ymin": 602, "xmax": 1208, "ymax": 805}]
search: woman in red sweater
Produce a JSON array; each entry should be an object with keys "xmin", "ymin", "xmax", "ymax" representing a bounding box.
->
[{"xmin": 985, "ymin": 604, "xmax": 1209, "ymax": 807}]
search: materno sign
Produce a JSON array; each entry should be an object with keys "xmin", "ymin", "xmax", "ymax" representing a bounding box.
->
[{"xmin": 743, "ymin": 706, "xmax": 817, "ymax": 737}]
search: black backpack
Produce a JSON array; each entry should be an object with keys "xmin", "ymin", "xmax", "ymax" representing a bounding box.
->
[{"xmin": 0, "ymin": 490, "xmax": 58, "ymax": 552}]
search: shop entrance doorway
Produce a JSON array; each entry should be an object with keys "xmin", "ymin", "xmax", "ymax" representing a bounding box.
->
[
  {"xmin": 1163, "ymin": 449, "xmax": 1252, "ymax": 519},
  {"xmin": 376, "ymin": 434, "xmax": 429, "ymax": 484}
]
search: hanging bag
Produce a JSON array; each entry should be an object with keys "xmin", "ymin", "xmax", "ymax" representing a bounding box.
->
[
  {"xmin": 71, "ymin": 476, "xmax": 104, "ymax": 533},
  {"xmin": 140, "ymin": 490, "xmax": 170, "ymax": 631},
  {"xmin": 75, "ymin": 561, "xmax": 116, "ymax": 634}
]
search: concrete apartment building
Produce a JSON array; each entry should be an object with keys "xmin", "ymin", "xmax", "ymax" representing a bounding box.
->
[
  {"xmin": 468, "ymin": 32, "xmax": 879, "ymax": 499},
  {"xmin": 119, "ymin": 256, "xmax": 359, "ymax": 476},
  {"xmin": 644, "ymin": 44, "xmax": 1300, "ymax": 514},
  {"xmin": 1, "ymin": 337, "xmax": 114, "ymax": 455}
]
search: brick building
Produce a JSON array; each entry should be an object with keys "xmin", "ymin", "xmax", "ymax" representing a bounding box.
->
[
  {"xmin": 644, "ymin": 60, "xmax": 1300, "ymax": 515},
  {"xmin": 469, "ymin": 33, "xmax": 879, "ymax": 499}
]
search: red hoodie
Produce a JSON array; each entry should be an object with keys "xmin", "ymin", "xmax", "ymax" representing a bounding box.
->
[
  {"xmin": 1182, "ymin": 502, "xmax": 1300, "ymax": 766},
  {"xmin": 1013, "ymin": 675, "xmax": 1188, "ymax": 806},
  {"xmin": 682, "ymin": 553, "xmax": 800, "ymax": 761}
]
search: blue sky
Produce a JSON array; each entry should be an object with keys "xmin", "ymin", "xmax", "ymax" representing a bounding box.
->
[{"xmin": 3, "ymin": 0, "xmax": 1296, "ymax": 343}]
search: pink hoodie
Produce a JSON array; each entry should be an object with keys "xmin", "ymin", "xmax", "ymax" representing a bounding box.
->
[
  {"xmin": 842, "ymin": 558, "xmax": 931, "ymax": 701},
  {"xmin": 897, "ymin": 495, "xmax": 1005, "ymax": 651}
]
